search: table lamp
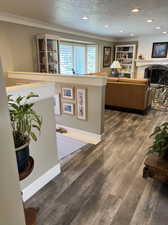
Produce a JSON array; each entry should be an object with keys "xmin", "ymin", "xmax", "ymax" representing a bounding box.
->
[{"xmin": 110, "ymin": 61, "xmax": 121, "ymax": 77}]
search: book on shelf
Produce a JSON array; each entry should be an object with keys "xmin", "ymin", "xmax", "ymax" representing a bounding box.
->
[{"xmin": 47, "ymin": 39, "xmax": 57, "ymax": 51}]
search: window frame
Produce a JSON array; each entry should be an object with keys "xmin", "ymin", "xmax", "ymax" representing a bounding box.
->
[{"xmin": 60, "ymin": 41, "xmax": 98, "ymax": 75}]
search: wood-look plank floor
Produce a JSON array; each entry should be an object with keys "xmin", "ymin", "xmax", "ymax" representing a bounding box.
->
[{"xmin": 26, "ymin": 109, "xmax": 168, "ymax": 225}]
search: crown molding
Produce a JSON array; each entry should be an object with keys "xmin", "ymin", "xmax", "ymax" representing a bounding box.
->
[{"xmin": 0, "ymin": 12, "xmax": 116, "ymax": 42}]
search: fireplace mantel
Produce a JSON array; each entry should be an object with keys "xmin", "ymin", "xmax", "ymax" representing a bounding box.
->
[{"xmin": 135, "ymin": 58, "xmax": 168, "ymax": 67}]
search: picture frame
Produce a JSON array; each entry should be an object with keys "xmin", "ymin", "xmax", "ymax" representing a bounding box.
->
[
  {"xmin": 103, "ymin": 47, "xmax": 112, "ymax": 67},
  {"xmin": 62, "ymin": 102, "xmax": 74, "ymax": 115},
  {"xmin": 152, "ymin": 42, "xmax": 168, "ymax": 58},
  {"xmin": 61, "ymin": 87, "xmax": 74, "ymax": 100},
  {"xmin": 76, "ymin": 88, "xmax": 87, "ymax": 120}
]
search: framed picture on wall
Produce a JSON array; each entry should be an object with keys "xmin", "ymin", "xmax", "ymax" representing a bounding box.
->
[
  {"xmin": 152, "ymin": 42, "xmax": 168, "ymax": 58},
  {"xmin": 62, "ymin": 102, "xmax": 74, "ymax": 115},
  {"xmin": 76, "ymin": 88, "xmax": 87, "ymax": 120},
  {"xmin": 61, "ymin": 87, "xmax": 74, "ymax": 100},
  {"xmin": 103, "ymin": 47, "xmax": 112, "ymax": 67}
]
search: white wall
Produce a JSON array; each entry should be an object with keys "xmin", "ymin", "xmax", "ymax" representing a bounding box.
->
[
  {"xmin": 136, "ymin": 35, "xmax": 168, "ymax": 60},
  {"xmin": 0, "ymin": 63, "xmax": 26, "ymax": 225}
]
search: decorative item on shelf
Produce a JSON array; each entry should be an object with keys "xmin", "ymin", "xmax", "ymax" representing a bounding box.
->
[
  {"xmin": 62, "ymin": 102, "xmax": 75, "ymax": 115},
  {"xmin": 147, "ymin": 122, "xmax": 168, "ymax": 159},
  {"xmin": 56, "ymin": 127, "xmax": 67, "ymax": 134},
  {"xmin": 103, "ymin": 46, "xmax": 112, "ymax": 67},
  {"xmin": 61, "ymin": 87, "xmax": 74, "ymax": 100},
  {"xmin": 152, "ymin": 42, "xmax": 168, "ymax": 58},
  {"xmin": 138, "ymin": 54, "xmax": 144, "ymax": 60},
  {"xmin": 76, "ymin": 88, "xmax": 87, "ymax": 120},
  {"xmin": 8, "ymin": 93, "xmax": 42, "ymax": 173},
  {"xmin": 110, "ymin": 61, "xmax": 121, "ymax": 77}
]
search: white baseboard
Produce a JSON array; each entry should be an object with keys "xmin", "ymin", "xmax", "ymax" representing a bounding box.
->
[{"xmin": 22, "ymin": 163, "xmax": 61, "ymax": 202}]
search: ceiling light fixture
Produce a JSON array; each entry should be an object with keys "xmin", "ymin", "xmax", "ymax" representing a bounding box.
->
[
  {"xmin": 130, "ymin": 33, "xmax": 135, "ymax": 36},
  {"xmin": 105, "ymin": 25, "xmax": 109, "ymax": 28},
  {"xmin": 131, "ymin": 8, "xmax": 140, "ymax": 13},
  {"xmin": 82, "ymin": 16, "xmax": 88, "ymax": 20},
  {"xmin": 163, "ymin": 31, "xmax": 167, "ymax": 34},
  {"xmin": 147, "ymin": 19, "xmax": 153, "ymax": 23},
  {"xmin": 155, "ymin": 26, "xmax": 161, "ymax": 30},
  {"xmin": 120, "ymin": 30, "xmax": 124, "ymax": 33}
]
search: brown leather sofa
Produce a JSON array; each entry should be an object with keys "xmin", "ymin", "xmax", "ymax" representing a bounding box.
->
[{"xmin": 105, "ymin": 77, "xmax": 152, "ymax": 113}]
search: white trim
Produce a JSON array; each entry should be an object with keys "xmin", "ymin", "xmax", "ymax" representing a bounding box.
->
[
  {"xmin": 21, "ymin": 163, "xmax": 61, "ymax": 202},
  {"xmin": 135, "ymin": 58, "xmax": 168, "ymax": 67},
  {"xmin": 7, "ymin": 71, "xmax": 107, "ymax": 87},
  {"xmin": 6, "ymin": 82, "xmax": 55, "ymax": 103},
  {"xmin": 56, "ymin": 124, "xmax": 103, "ymax": 145},
  {"xmin": 0, "ymin": 12, "xmax": 115, "ymax": 42}
]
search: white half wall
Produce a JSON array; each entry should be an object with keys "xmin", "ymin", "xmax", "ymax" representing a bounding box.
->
[
  {"xmin": 6, "ymin": 82, "xmax": 61, "ymax": 201},
  {"xmin": 0, "ymin": 63, "xmax": 26, "ymax": 225}
]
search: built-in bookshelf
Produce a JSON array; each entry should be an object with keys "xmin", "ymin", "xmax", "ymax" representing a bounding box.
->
[
  {"xmin": 115, "ymin": 44, "xmax": 136, "ymax": 78},
  {"xmin": 36, "ymin": 34, "xmax": 60, "ymax": 74}
]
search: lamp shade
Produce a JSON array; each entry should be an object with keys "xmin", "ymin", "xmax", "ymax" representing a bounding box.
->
[{"xmin": 110, "ymin": 61, "xmax": 121, "ymax": 69}]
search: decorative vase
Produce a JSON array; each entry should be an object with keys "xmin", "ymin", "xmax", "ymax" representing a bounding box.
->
[{"xmin": 15, "ymin": 143, "xmax": 30, "ymax": 173}]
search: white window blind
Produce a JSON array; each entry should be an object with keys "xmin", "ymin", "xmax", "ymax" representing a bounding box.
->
[
  {"xmin": 87, "ymin": 46, "xmax": 96, "ymax": 73},
  {"xmin": 60, "ymin": 45, "xmax": 73, "ymax": 75},
  {"xmin": 60, "ymin": 43, "xmax": 97, "ymax": 75}
]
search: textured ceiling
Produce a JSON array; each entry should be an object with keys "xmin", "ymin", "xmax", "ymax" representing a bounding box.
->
[{"xmin": 0, "ymin": 0, "xmax": 168, "ymax": 38}]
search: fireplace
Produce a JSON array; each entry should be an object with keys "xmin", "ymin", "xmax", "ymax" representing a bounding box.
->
[{"xmin": 144, "ymin": 64, "xmax": 168, "ymax": 84}]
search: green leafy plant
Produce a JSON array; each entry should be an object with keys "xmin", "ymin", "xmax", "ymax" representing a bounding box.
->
[
  {"xmin": 8, "ymin": 92, "xmax": 42, "ymax": 148},
  {"xmin": 147, "ymin": 122, "xmax": 168, "ymax": 159}
]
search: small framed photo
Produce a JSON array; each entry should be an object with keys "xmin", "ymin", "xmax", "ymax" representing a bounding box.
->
[
  {"xmin": 103, "ymin": 47, "xmax": 112, "ymax": 67},
  {"xmin": 152, "ymin": 42, "xmax": 168, "ymax": 58},
  {"xmin": 76, "ymin": 88, "xmax": 87, "ymax": 120},
  {"xmin": 62, "ymin": 102, "xmax": 74, "ymax": 115},
  {"xmin": 61, "ymin": 87, "xmax": 74, "ymax": 100}
]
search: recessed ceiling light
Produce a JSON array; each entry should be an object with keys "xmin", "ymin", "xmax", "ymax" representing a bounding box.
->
[
  {"xmin": 130, "ymin": 33, "xmax": 135, "ymax": 36},
  {"xmin": 120, "ymin": 30, "xmax": 124, "ymax": 33},
  {"xmin": 104, "ymin": 24, "xmax": 109, "ymax": 28},
  {"xmin": 82, "ymin": 16, "xmax": 88, "ymax": 20},
  {"xmin": 147, "ymin": 19, "xmax": 153, "ymax": 23},
  {"xmin": 163, "ymin": 31, "xmax": 167, "ymax": 34},
  {"xmin": 131, "ymin": 8, "xmax": 140, "ymax": 13},
  {"xmin": 155, "ymin": 26, "xmax": 161, "ymax": 30}
]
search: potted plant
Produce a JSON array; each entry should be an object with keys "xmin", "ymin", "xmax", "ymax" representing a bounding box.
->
[
  {"xmin": 147, "ymin": 122, "xmax": 168, "ymax": 159},
  {"xmin": 8, "ymin": 92, "xmax": 42, "ymax": 173}
]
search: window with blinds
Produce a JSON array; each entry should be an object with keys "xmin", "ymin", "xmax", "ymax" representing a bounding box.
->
[
  {"xmin": 60, "ymin": 43, "xmax": 97, "ymax": 75},
  {"xmin": 60, "ymin": 45, "xmax": 73, "ymax": 75},
  {"xmin": 87, "ymin": 46, "xmax": 96, "ymax": 74}
]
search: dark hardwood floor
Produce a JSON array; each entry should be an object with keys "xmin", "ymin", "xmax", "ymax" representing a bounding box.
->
[{"xmin": 26, "ymin": 109, "xmax": 168, "ymax": 225}]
